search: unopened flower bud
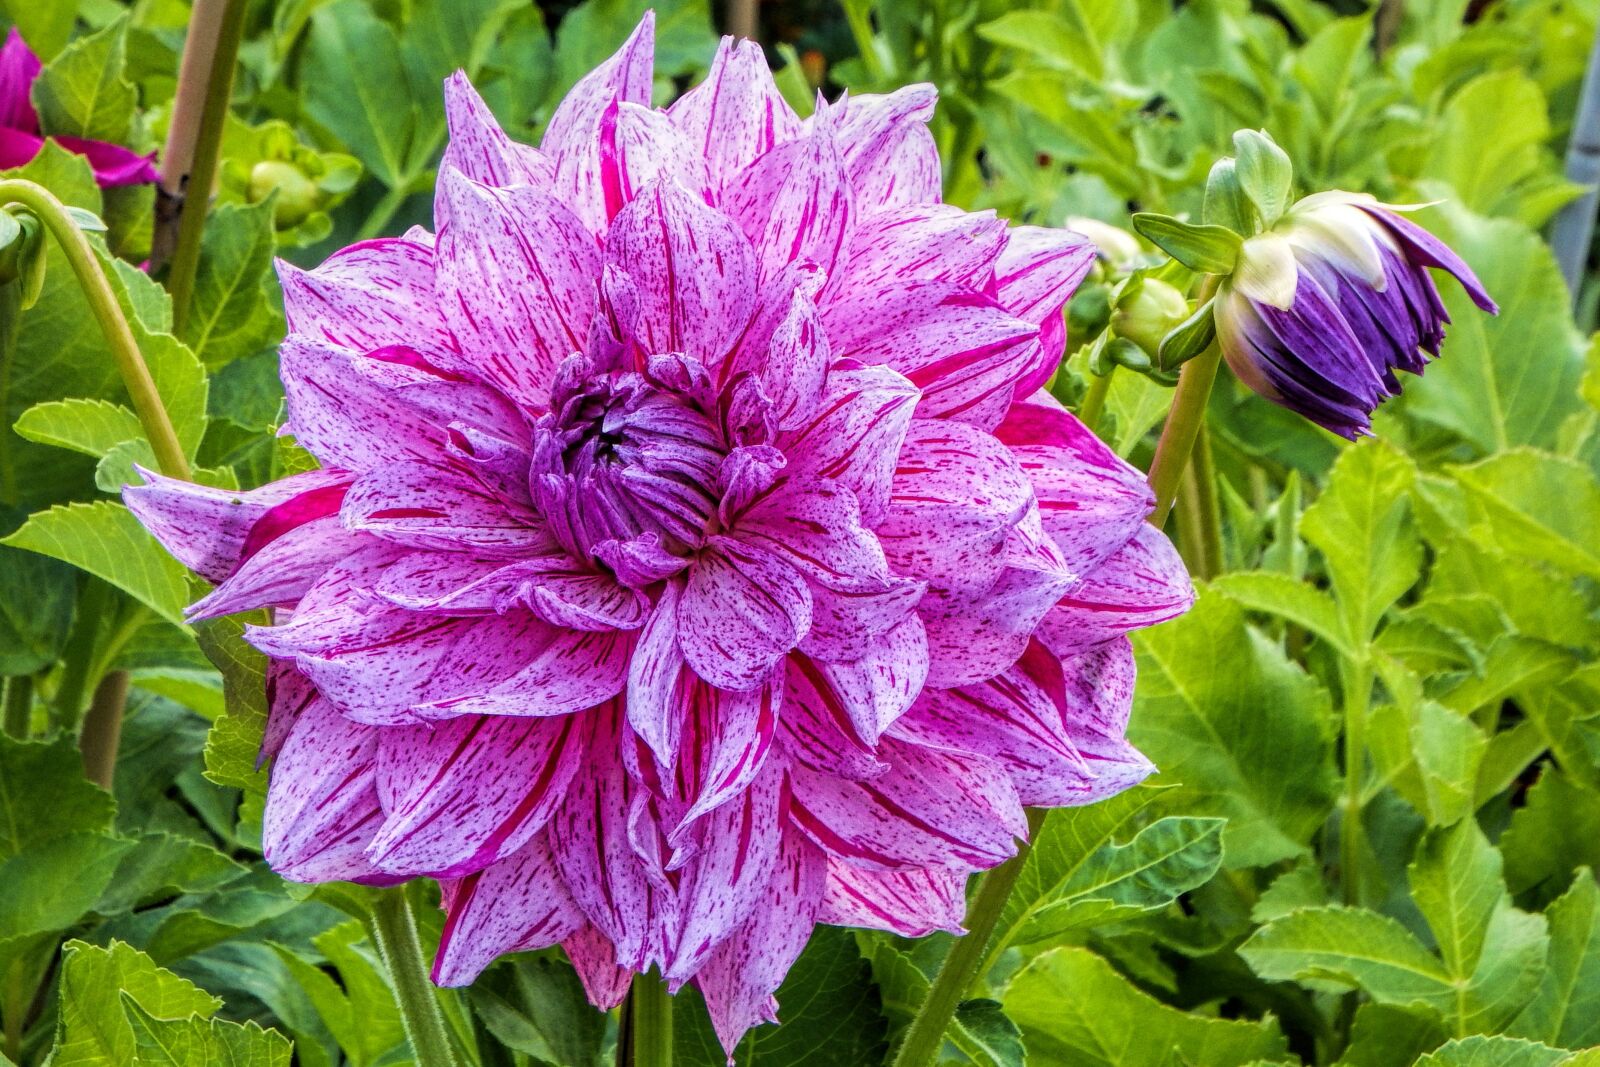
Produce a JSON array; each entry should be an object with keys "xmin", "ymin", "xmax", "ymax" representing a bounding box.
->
[
  {"xmin": 249, "ymin": 160, "xmax": 319, "ymax": 228},
  {"xmin": 1068, "ymin": 217, "xmax": 1143, "ymax": 271},
  {"xmin": 1213, "ymin": 192, "xmax": 1497, "ymax": 438},
  {"xmin": 1112, "ymin": 278, "xmax": 1189, "ymax": 358}
]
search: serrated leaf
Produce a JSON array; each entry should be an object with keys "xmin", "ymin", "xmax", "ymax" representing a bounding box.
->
[
  {"xmin": 0, "ymin": 734, "xmax": 115, "ymax": 858},
  {"xmin": 30, "ymin": 17, "xmax": 137, "ymax": 142},
  {"xmin": 14, "ymin": 397, "xmax": 144, "ymax": 458},
  {"xmin": 1212, "ymin": 571, "xmax": 1351, "ymax": 657},
  {"xmin": 1415, "ymin": 1036, "xmax": 1578, "ymax": 1067},
  {"xmin": 123, "ymin": 995, "xmax": 292, "ymax": 1066},
  {"xmin": 1335, "ymin": 1003, "xmax": 1447, "ymax": 1067},
  {"xmin": 96, "ymin": 832, "xmax": 247, "ymax": 915},
  {"xmin": 0, "ymin": 831, "xmax": 133, "ymax": 940},
  {"xmin": 1451, "ymin": 450, "xmax": 1600, "ymax": 581},
  {"xmin": 0, "ymin": 544, "xmax": 74, "ymax": 673},
  {"xmin": 1006, "ymin": 947, "xmax": 1289, "ymax": 1066},
  {"xmin": 1508, "ymin": 871, "xmax": 1600, "ymax": 1050},
  {"xmin": 1241, "ymin": 905, "xmax": 1454, "ymax": 1003},
  {"xmin": 954, "ymin": 999, "xmax": 1025, "ymax": 1067},
  {"xmin": 181, "ymin": 200, "xmax": 281, "ymax": 370},
  {"xmin": 51, "ymin": 940, "xmax": 222, "ymax": 1067},
  {"xmin": 2, "ymin": 501, "xmax": 189, "ymax": 625},
  {"xmin": 192, "ymin": 615, "xmax": 270, "ymax": 796},
  {"xmin": 1499, "ymin": 770, "xmax": 1600, "ymax": 903},
  {"xmin": 1131, "ymin": 592, "xmax": 1337, "ymax": 867}
]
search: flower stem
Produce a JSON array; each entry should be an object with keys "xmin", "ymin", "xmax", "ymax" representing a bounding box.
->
[
  {"xmin": 79, "ymin": 670, "xmax": 129, "ymax": 789},
  {"xmin": 1340, "ymin": 659, "xmax": 1373, "ymax": 906},
  {"xmin": 1145, "ymin": 277, "xmax": 1222, "ymax": 528},
  {"xmin": 1078, "ymin": 366, "xmax": 1114, "ymax": 434},
  {"xmin": 2, "ymin": 674, "xmax": 32, "ymax": 738},
  {"xmin": 0, "ymin": 180, "xmax": 190, "ymax": 480},
  {"xmin": 890, "ymin": 809, "xmax": 1045, "ymax": 1067},
  {"xmin": 627, "ymin": 968, "xmax": 673, "ymax": 1067},
  {"xmin": 369, "ymin": 886, "xmax": 463, "ymax": 1067},
  {"xmin": 165, "ymin": 0, "xmax": 248, "ymax": 335}
]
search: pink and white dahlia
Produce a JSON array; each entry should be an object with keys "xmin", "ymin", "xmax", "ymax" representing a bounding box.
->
[{"xmin": 126, "ymin": 16, "xmax": 1191, "ymax": 1052}]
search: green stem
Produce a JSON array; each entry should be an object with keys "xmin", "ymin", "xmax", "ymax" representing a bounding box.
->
[
  {"xmin": 890, "ymin": 809, "xmax": 1046, "ymax": 1067},
  {"xmin": 369, "ymin": 887, "xmax": 463, "ymax": 1067},
  {"xmin": 54, "ymin": 578, "xmax": 112, "ymax": 725},
  {"xmin": 2, "ymin": 674, "xmax": 32, "ymax": 738},
  {"xmin": 0, "ymin": 180, "xmax": 190, "ymax": 479},
  {"xmin": 1190, "ymin": 423, "xmax": 1223, "ymax": 578},
  {"xmin": 80, "ymin": 670, "xmax": 130, "ymax": 789},
  {"xmin": 842, "ymin": 0, "xmax": 886, "ymax": 81},
  {"xmin": 1145, "ymin": 277, "xmax": 1222, "ymax": 528},
  {"xmin": 1078, "ymin": 366, "xmax": 1114, "ymax": 434},
  {"xmin": 1340, "ymin": 659, "xmax": 1373, "ymax": 906},
  {"xmin": 166, "ymin": 0, "xmax": 248, "ymax": 335},
  {"xmin": 627, "ymin": 968, "xmax": 673, "ymax": 1067}
]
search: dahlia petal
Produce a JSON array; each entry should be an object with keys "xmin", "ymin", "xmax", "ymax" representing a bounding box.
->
[
  {"xmin": 441, "ymin": 71, "xmax": 555, "ymax": 189},
  {"xmin": 434, "ymin": 169, "xmax": 599, "ymax": 408},
  {"xmin": 823, "ymin": 281, "xmax": 1038, "ymax": 425},
  {"xmin": 994, "ymin": 397, "xmax": 1154, "ymax": 578},
  {"xmin": 1364, "ymin": 206, "xmax": 1497, "ymax": 313},
  {"xmin": 0, "ymin": 30, "xmax": 41, "ymax": 130},
  {"xmin": 789, "ymin": 740, "xmax": 1024, "ymax": 870},
  {"xmin": 678, "ymin": 537, "xmax": 813, "ymax": 691},
  {"xmin": 695, "ymin": 827, "xmax": 826, "ymax": 1054},
  {"xmin": 672, "ymin": 671, "xmax": 782, "ymax": 831},
  {"xmin": 733, "ymin": 480, "xmax": 889, "ymax": 592},
  {"xmin": 56, "ymin": 136, "xmax": 158, "ymax": 187},
  {"xmin": 669, "ymin": 760, "xmax": 784, "ymax": 979},
  {"xmin": 433, "ymin": 833, "xmax": 586, "ymax": 985},
  {"xmin": 781, "ymin": 656, "xmax": 891, "ymax": 780},
  {"xmin": 187, "ymin": 515, "xmax": 358, "ymax": 620},
  {"xmin": 122, "ymin": 467, "xmax": 350, "ymax": 584},
  {"xmin": 1036, "ymin": 524, "xmax": 1194, "ymax": 656},
  {"xmin": 801, "ymin": 619, "xmax": 927, "ymax": 744},
  {"xmin": 629, "ymin": 581, "xmax": 688, "ymax": 765},
  {"xmin": 277, "ymin": 237, "xmax": 453, "ymax": 357},
  {"xmin": 1056, "ymin": 638, "xmax": 1156, "ymax": 804},
  {"xmin": 723, "ymin": 115, "xmax": 854, "ymax": 283},
  {"xmin": 668, "ymin": 36, "xmax": 801, "ymax": 192},
  {"xmin": 840, "ymin": 203, "xmax": 1006, "ymax": 295},
  {"xmin": 369, "ymin": 713, "xmax": 583, "ymax": 877},
  {"xmin": 375, "ymin": 552, "xmax": 643, "ymax": 630},
  {"xmin": 800, "ymin": 577, "xmax": 927, "ymax": 663},
  {"xmin": 992, "ymin": 226, "xmax": 1096, "ymax": 397},
  {"xmin": 343, "ymin": 458, "xmax": 552, "ymax": 555},
  {"xmin": 877, "ymin": 419, "xmax": 1034, "ymax": 593},
  {"xmin": 604, "ymin": 180, "xmax": 757, "ymax": 367},
  {"xmin": 817, "ymin": 862, "xmax": 966, "ymax": 936},
  {"xmin": 833, "ymin": 86, "xmax": 941, "ymax": 212},
  {"xmin": 263, "ymin": 697, "xmax": 393, "ymax": 884},
  {"xmin": 416, "ymin": 628, "xmax": 633, "ymax": 719},
  {"xmin": 261, "ymin": 661, "xmax": 318, "ymax": 766},
  {"xmin": 564, "ymin": 924, "xmax": 634, "ymax": 1009},
  {"xmin": 777, "ymin": 364, "xmax": 919, "ymax": 527},
  {"xmin": 758, "ymin": 264, "xmax": 831, "ymax": 429},
  {"xmin": 606, "ymin": 101, "xmax": 713, "ymax": 212}
]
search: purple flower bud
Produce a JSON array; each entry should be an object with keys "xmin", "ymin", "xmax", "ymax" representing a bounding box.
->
[{"xmin": 1214, "ymin": 191, "xmax": 1497, "ymax": 438}]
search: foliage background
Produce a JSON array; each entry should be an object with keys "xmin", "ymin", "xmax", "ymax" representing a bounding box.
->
[{"xmin": 1, "ymin": 0, "xmax": 1599, "ymax": 1065}]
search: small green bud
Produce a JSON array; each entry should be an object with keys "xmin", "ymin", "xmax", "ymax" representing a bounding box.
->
[
  {"xmin": 0, "ymin": 210, "xmax": 45, "ymax": 304},
  {"xmin": 249, "ymin": 160, "xmax": 320, "ymax": 228},
  {"xmin": 1112, "ymin": 278, "xmax": 1190, "ymax": 358}
]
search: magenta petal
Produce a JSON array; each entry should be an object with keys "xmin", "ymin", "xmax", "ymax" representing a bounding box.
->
[
  {"xmin": 839, "ymin": 204, "xmax": 1007, "ymax": 295},
  {"xmin": 671, "ymin": 672, "xmax": 782, "ymax": 832},
  {"xmin": 564, "ymin": 924, "xmax": 634, "ymax": 1009},
  {"xmin": 1036, "ymin": 524, "xmax": 1194, "ymax": 656},
  {"xmin": 604, "ymin": 180, "xmax": 757, "ymax": 367},
  {"xmin": 677, "ymin": 537, "xmax": 813, "ymax": 691},
  {"xmin": 54, "ymin": 136, "xmax": 157, "ymax": 187},
  {"xmin": 833, "ymin": 86, "xmax": 941, "ymax": 212},
  {"xmin": 801, "ymin": 619, "xmax": 927, "ymax": 743},
  {"xmin": 369, "ymin": 713, "xmax": 583, "ymax": 877},
  {"xmin": 434, "ymin": 168, "xmax": 599, "ymax": 408},
  {"xmin": 433, "ymin": 833, "xmax": 586, "ymax": 985},
  {"xmin": 342, "ymin": 458, "xmax": 552, "ymax": 555},
  {"xmin": 415, "ymin": 628, "xmax": 634, "ymax": 719},
  {"xmin": 187, "ymin": 515, "xmax": 359, "ymax": 620},
  {"xmin": 1057, "ymin": 638, "xmax": 1156, "ymax": 803},
  {"xmin": 0, "ymin": 126, "xmax": 44, "ymax": 171},
  {"xmin": 694, "ymin": 826, "xmax": 826, "ymax": 1054},
  {"xmin": 733, "ymin": 480, "xmax": 889, "ymax": 592},
  {"xmin": 263, "ymin": 697, "xmax": 394, "ymax": 884},
  {"xmin": 0, "ymin": 30, "xmax": 42, "ymax": 131},
  {"xmin": 992, "ymin": 227, "xmax": 1096, "ymax": 398},
  {"xmin": 817, "ymin": 862, "xmax": 966, "ymax": 936},
  {"xmin": 277, "ymin": 236, "xmax": 454, "ymax": 358},
  {"xmin": 723, "ymin": 113, "xmax": 854, "ymax": 284},
  {"xmin": 441, "ymin": 71, "xmax": 555, "ymax": 189},
  {"xmin": 781, "ymin": 655, "xmax": 891, "ymax": 781},
  {"xmin": 778, "ymin": 364, "xmax": 920, "ymax": 527},
  {"xmin": 668, "ymin": 36, "xmax": 801, "ymax": 192}
]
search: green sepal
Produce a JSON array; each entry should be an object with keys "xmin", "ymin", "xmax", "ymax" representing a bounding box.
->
[
  {"xmin": 1204, "ymin": 158, "xmax": 1255, "ymax": 234},
  {"xmin": 1131, "ymin": 213, "xmax": 1241, "ymax": 274},
  {"xmin": 1233, "ymin": 129, "xmax": 1295, "ymax": 227},
  {"xmin": 13, "ymin": 211, "xmax": 46, "ymax": 309},
  {"xmin": 1158, "ymin": 296, "xmax": 1219, "ymax": 371}
]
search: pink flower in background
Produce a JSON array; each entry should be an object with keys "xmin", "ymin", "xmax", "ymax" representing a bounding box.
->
[
  {"xmin": 127, "ymin": 15, "xmax": 1191, "ymax": 1054},
  {"xmin": 0, "ymin": 28, "xmax": 157, "ymax": 186}
]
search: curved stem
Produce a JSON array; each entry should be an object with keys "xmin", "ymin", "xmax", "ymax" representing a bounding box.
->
[
  {"xmin": 1078, "ymin": 366, "xmax": 1114, "ymax": 434},
  {"xmin": 1340, "ymin": 659, "xmax": 1373, "ymax": 905},
  {"xmin": 890, "ymin": 809, "xmax": 1045, "ymax": 1067},
  {"xmin": 166, "ymin": 0, "xmax": 248, "ymax": 334},
  {"xmin": 0, "ymin": 180, "xmax": 190, "ymax": 480},
  {"xmin": 1145, "ymin": 276, "xmax": 1222, "ymax": 527},
  {"xmin": 369, "ymin": 887, "xmax": 463, "ymax": 1067},
  {"xmin": 627, "ymin": 968, "xmax": 673, "ymax": 1067}
]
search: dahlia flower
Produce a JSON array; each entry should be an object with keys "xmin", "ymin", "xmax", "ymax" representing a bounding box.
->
[
  {"xmin": 1214, "ymin": 191, "xmax": 1496, "ymax": 438},
  {"xmin": 0, "ymin": 29, "xmax": 157, "ymax": 187},
  {"xmin": 126, "ymin": 17, "xmax": 1190, "ymax": 1051}
]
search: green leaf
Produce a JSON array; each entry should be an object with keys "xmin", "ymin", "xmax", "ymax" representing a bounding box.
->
[
  {"xmin": 2, "ymin": 501, "xmax": 190, "ymax": 625},
  {"xmin": 1450, "ymin": 450, "xmax": 1600, "ymax": 582},
  {"xmin": 0, "ymin": 544, "xmax": 74, "ymax": 674},
  {"xmin": 1506, "ymin": 871, "xmax": 1600, "ymax": 1050},
  {"xmin": 1131, "ymin": 592, "xmax": 1337, "ymax": 867},
  {"xmin": 0, "ymin": 0, "xmax": 75, "ymax": 59},
  {"xmin": 1336, "ymin": 1003, "xmax": 1447, "ymax": 1067},
  {"xmin": 1212, "ymin": 571, "xmax": 1351, "ymax": 658},
  {"xmin": 1156, "ymin": 296, "xmax": 1216, "ymax": 372},
  {"xmin": 1368, "ymin": 697, "xmax": 1487, "ymax": 826},
  {"xmin": 123, "ymin": 995, "xmax": 292, "ymax": 1066},
  {"xmin": 51, "ymin": 940, "xmax": 222, "ymax": 1067},
  {"xmin": 303, "ymin": 1, "xmax": 419, "ymax": 189},
  {"xmin": 1415, "ymin": 1036, "xmax": 1577, "ymax": 1067},
  {"xmin": 466, "ymin": 955, "xmax": 606, "ymax": 1067},
  {"xmin": 1499, "ymin": 770, "xmax": 1600, "ymax": 903},
  {"xmin": 1130, "ymin": 213, "xmax": 1242, "ymax": 273},
  {"xmin": 193, "ymin": 615, "xmax": 270, "ymax": 796},
  {"xmin": 0, "ymin": 734, "xmax": 115, "ymax": 859},
  {"xmin": 1006, "ymin": 947, "xmax": 1289, "ymax": 1066},
  {"xmin": 1000, "ymin": 791, "xmax": 1224, "ymax": 949},
  {"xmin": 1104, "ymin": 367, "xmax": 1173, "ymax": 457},
  {"xmin": 30, "ymin": 17, "xmax": 138, "ymax": 143},
  {"xmin": 96, "ymin": 832, "xmax": 247, "ymax": 915},
  {"xmin": 1240, "ymin": 905, "xmax": 1455, "ymax": 1004},
  {"xmin": 0, "ymin": 831, "xmax": 134, "ymax": 941},
  {"xmin": 954, "ymin": 999, "xmax": 1025, "ymax": 1067},
  {"xmin": 180, "ymin": 200, "xmax": 281, "ymax": 371},
  {"xmin": 14, "ymin": 398, "xmax": 144, "ymax": 458},
  {"xmin": 1300, "ymin": 438, "xmax": 1421, "ymax": 644},
  {"xmin": 977, "ymin": 10, "xmax": 1104, "ymax": 80}
]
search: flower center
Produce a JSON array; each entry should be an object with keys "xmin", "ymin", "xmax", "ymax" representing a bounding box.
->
[{"xmin": 531, "ymin": 358, "xmax": 726, "ymax": 564}]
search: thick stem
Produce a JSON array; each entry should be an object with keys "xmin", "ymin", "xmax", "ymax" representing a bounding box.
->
[
  {"xmin": 0, "ymin": 180, "xmax": 190, "ymax": 479},
  {"xmin": 1145, "ymin": 276, "xmax": 1222, "ymax": 527},
  {"xmin": 2, "ymin": 674, "xmax": 32, "ymax": 738},
  {"xmin": 1340, "ymin": 659, "xmax": 1373, "ymax": 906},
  {"xmin": 890, "ymin": 809, "xmax": 1045, "ymax": 1067},
  {"xmin": 1190, "ymin": 423, "xmax": 1223, "ymax": 578},
  {"xmin": 80, "ymin": 670, "xmax": 129, "ymax": 789},
  {"xmin": 628, "ymin": 968, "xmax": 674, "ymax": 1067},
  {"xmin": 1077, "ymin": 366, "xmax": 1114, "ymax": 434},
  {"xmin": 153, "ymin": 0, "xmax": 233, "ymax": 267},
  {"xmin": 725, "ymin": 0, "xmax": 758, "ymax": 41},
  {"xmin": 369, "ymin": 887, "xmax": 463, "ymax": 1067},
  {"xmin": 166, "ymin": 0, "xmax": 248, "ymax": 334}
]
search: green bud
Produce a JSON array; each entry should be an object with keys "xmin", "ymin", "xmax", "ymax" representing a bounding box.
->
[
  {"xmin": 0, "ymin": 210, "xmax": 45, "ymax": 305},
  {"xmin": 249, "ymin": 160, "xmax": 321, "ymax": 228},
  {"xmin": 1112, "ymin": 277, "xmax": 1189, "ymax": 358}
]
